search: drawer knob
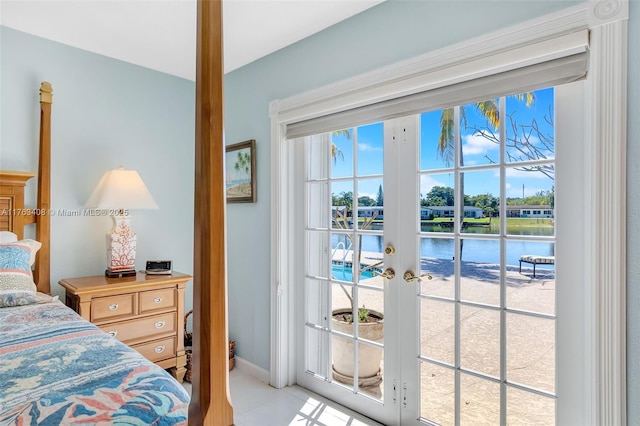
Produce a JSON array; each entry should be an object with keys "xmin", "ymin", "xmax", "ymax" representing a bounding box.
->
[
  {"xmin": 108, "ymin": 330, "xmax": 118, "ymax": 338},
  {"xmin": 155, "ymin": 345, "xmax": 165, "ymax": 353},
  {"xmin": 108, "ymin": 303, "xmax": 119, "ymax": 311},
  {"xmin": 155, "ymin": 321, "xmax": 166, "ymax": 329},
  {"xmin": 153, "ymin": 297, "xmax": 163, "ymax": 303}
]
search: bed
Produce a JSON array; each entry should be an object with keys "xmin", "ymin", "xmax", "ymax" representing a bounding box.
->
[{"xmin": 0, "ymin": 83, "xmax": 190, "ymax": 424}]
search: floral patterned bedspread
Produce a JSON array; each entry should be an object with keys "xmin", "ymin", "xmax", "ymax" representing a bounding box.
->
[{"xmin": 0, "ymin": 300, "xmax": 189, "ymax": 425}]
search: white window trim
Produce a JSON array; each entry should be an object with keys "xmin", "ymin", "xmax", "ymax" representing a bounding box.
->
[{"xmin": 270, "ymin": 1, "xmax": 628, "ymax": 424}]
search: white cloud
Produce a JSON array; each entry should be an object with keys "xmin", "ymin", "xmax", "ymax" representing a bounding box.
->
[
  {"xmin": 420, "ymin": 174, "xmax": 453, "ymax": 194},
  {"xmin": 462, "ymin": 133, "xmax": 499, "ymax": 155},
  {"xmin": 358, "ymin": 142, "xmax": 382, "ymax": 152}
]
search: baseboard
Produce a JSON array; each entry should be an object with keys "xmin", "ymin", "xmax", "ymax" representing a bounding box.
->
[{"xmin": 233, "ymin": 355, "xmax": 270, "ymax": 384}]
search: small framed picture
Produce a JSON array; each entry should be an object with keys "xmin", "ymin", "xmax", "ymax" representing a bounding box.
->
[{"xmin": 225, "ymin": 139, "xmax": 256, "ymax": 203}]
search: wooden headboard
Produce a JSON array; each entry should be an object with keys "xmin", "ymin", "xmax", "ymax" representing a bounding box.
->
[{"xmin": 0, "ymin": 82, "xmax": 52, "ymax": 294}]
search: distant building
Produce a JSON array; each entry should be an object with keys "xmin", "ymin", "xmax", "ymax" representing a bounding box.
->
[
  {"xmin": 506, "ymin": 205, "xmax": 554, "ymax": 218},
  {"xmin": 421, "ymin": 206, "xmax": 484, "ymax": 219}
]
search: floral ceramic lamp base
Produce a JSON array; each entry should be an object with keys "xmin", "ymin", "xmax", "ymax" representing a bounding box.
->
[{"xmin": 105, "ymin": 215, "xmax": 137, "ymax": 278}]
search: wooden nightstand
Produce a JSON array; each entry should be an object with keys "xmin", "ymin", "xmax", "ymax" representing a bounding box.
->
[{"xmin": 59, "ymin": 272, "xmax": 191, "ymax": 382}]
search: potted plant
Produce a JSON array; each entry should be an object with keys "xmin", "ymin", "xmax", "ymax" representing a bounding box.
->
[{"xmin": 331, "ymin": 208, "xmax": 384, "ymax": 387}]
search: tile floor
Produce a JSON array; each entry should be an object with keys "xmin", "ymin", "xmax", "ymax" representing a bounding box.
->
[{"xmin": 182, "ymin": 368, "xmax": 383, "ymax": 426}]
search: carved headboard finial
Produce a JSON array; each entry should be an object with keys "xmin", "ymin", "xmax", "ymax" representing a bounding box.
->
[{"xmin": 40, "ymin": 82, "xmax": 53, "ymax": 104}]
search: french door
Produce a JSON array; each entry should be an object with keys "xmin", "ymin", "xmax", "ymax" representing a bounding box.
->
[{"xmin": 296, "ymin": 83, "xmax": 586, "ymax": 425}]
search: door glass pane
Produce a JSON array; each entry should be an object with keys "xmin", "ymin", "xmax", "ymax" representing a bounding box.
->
[
  {"xmin": 306, "ymin": 278, "xmax": 328, "ymax": 328},
  {"xmin": 358, "ymin": 340, "xmax": 384, "ymax": 400},
  {"xmin": 420, "ymin": 237, "xmax": 454, "ymax": 299},
  {"xmin": 306, "ymin": 133, "xmax": 330, "ymax": 180},
  {"xmin": 358, "ymin": 177, "xmax": 383, "ymax": 231},
  {"xmin": 460, "ymin": 305, "xmax": 500, "ymax": 377},
  {"xmin": 420, "ymin": 109, "xmax": 453, "ymax": 171},
  {"xmin": 507, "ymin": 240, "xmax": 555, "ymax": 315},
  {"xmin": 506, "ymin": 88, "xmax": 555, "ymax": 164},
  {"xmin": 460, "ymin": 98, "xmax": 500, "ymax": 167},
  {"xmin": 332, "ymin": 181, "xmax": 354, "ymax": 230},
  {"xmin": 460, "ymin": 238, "xmax": 500, "ymax": 307},
  {"xmin": 462, "ymin": 170, "xmax": 499, "ymax": 235},
  {"xmin": 460, "ymin": 373, "xmax": 500, "ymax": 425},
  {"xmin": 507, "ymin": 386, "xmax": 556, "ymax": 425},
  {"xmin": 331, "ymin": 129, "xmax": 353, "ymax": 178},
  {"xmin": 420, "ymin": 172, "xmax": 456, "ymax": 234},
  {"xmin": 357, "ymin": 122, "xmax": 384, "ymax": 176},
  {"xmin": 306, "ymin": 326, "xmax": 329, "ymax": 380},
  {"xmin": 421, "ymin": 298, "xmax": 455, "ymax": 365},
  {"xmin": 507, "ymin": 312, "xmax": 555, "ymax": 393},
  {"xmin": 307, "ymin": 230, "xmax": 328, "ymax": 278},
  {"xmin": 307, "ymin": 181, "xmax": 328, "ymax": 229},
  {"xmin": 505, "ymin": 166, "xmax": 555, "ymax": 236},
  {"xmin": 421, "ymin": 362, "xmax": 455, "ymax": 425}
]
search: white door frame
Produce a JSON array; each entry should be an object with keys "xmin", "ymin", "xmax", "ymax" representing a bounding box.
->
[{"xmin": 270, "ymin": 1, "xmax": 628, "ymax": 424}]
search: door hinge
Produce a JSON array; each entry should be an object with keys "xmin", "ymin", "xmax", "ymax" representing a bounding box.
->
[{"xmin": 393, "ymin": 379, "xmax": 397, "ymax": 404}]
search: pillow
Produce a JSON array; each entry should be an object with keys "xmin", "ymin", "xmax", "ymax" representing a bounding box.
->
[
  {"xmin": 0, "ymin": 291, "xmax": 56, "ymax": 308},
  {"xmin": 0, "ymin": 231, "xmax": 18, "ymax": 243},
  {"xmin": 16, "ymin": 239, "xmax": 42, "ymax": 267},
  {"xmin": 0, "ymin": 243, "xmax": 37, "ymax": 294}
]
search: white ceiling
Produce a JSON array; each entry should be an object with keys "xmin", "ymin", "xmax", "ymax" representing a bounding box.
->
[{"xmin": 0, "ymin": 0, "xmax": 383, "ymax": 80}]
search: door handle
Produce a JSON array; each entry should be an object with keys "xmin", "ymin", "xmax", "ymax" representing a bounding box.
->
[
  {"xmin": 403, "ymin": 270, "xmax": 432, "ymax": 283},
  {"xmin": 373, "ymin": 268, "xmax": 396, "ymax": 280}
]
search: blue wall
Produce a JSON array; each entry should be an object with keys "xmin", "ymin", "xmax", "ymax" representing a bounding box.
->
[{"xmin": 0, "ymin": 26, "xmax": 196, "ymax": 306}]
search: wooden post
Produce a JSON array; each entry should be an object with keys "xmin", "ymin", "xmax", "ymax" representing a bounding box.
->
[
  {"xmin": 189, "ymin": 1, "xmax": 234, "ymax": 425},
  {"xmin": 35, "ymin": 82, "xmax": 52, "ymax": 295}
]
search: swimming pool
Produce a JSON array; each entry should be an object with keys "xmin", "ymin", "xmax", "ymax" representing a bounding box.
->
[{"xmin": 331, "ymin": 263, "xmax": 376, "ymax": 282}]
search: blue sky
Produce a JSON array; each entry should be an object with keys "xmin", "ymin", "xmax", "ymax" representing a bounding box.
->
[{"xmin": 330, "ymin": 88, "xmax": 555, "ymax": 203}]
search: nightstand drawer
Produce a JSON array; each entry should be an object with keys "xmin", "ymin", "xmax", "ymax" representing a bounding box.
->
[
  {"xmin": 139, "ymin": 287, "xmax": 176, "ymax": 313},
  {"xmin": 92, "ymin": 293, "xmax": 135, "ymax": 322},
  {"xmin": 132, "ymin": 337, "xmax": 176, "ymax": 362},
  {"xmin": 100, "ymin": 312, "xmax": 177, "ymax": 344}
]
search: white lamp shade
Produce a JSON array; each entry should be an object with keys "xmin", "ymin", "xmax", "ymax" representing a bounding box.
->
[{"xmin": 85, "ymin": 167, "xmax": 159, "ymax": 210}]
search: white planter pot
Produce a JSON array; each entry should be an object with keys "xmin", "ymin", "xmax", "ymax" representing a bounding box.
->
[{"xmin": 331, "ymin": 308, "xmax": 384, "ymax": 386}]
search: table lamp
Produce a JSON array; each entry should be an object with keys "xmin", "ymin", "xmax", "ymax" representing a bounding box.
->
[{"xmin": 85, "ymin": 167, "xmax": 158, "ymax": 277}]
